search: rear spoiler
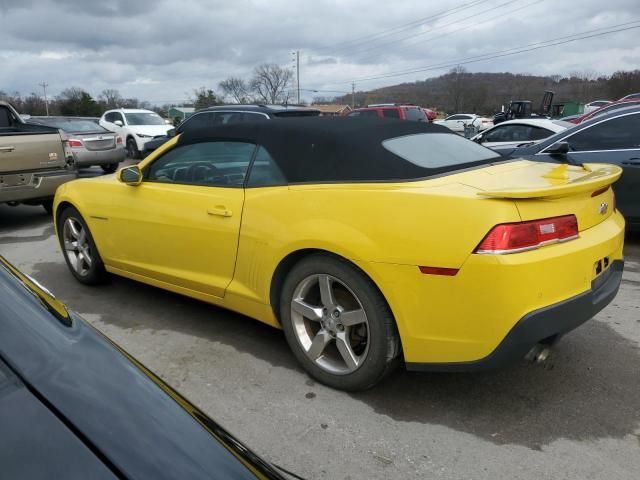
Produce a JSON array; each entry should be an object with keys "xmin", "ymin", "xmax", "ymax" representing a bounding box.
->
[{"xmin": 477, "ymin": 164, "xmax": 622, "ymax": 199}]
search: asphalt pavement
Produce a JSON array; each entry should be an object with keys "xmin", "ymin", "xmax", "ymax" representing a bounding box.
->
[{"xmin": 1, "ymin": 170, "xmax": 639, "ymax": 480}]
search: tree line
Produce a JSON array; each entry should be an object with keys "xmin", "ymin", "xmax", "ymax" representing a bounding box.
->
[
  {"xmin": 4, "ymin": 66, "xmax": 639, "ymax": 117},
  {"xmin": 1, "ymin": 63, "xmax": 295, "ymax": 117},
  {"xmin": 333, "ymin": 68, "xmax": 640, "ymax": 115}
]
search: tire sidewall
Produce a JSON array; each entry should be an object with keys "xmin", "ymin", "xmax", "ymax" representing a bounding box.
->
[
  {"xmin": 280, "ymin": 254, "xmax": 397, "ymax": 391},
  {"xmin": 126, "ymin": 138, "xmax": 139, "ymax": 159},
  {"xmin": 57, "ymin": 207, "xmax": 107, "ymax": 285}
]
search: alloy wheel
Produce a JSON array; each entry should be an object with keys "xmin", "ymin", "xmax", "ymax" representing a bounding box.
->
[
  {"xmin": 290, "ymin": 274, "xmax": 370, "ymax": 375},
  {"xmin": 62, "ymin": 217, "xmax": 93, "ymax": 276}
]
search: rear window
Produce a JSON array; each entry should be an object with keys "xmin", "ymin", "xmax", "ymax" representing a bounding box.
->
[
  {"xmin": 348, "ymin": 110, "xmax": 379, "ymax": 117},
  {"xmin": 40, "ymin": 119, "xmax": 107, "ymax": 133},
  {"xmin": 382, "ymin": 133, "xmax": 498, "ymax": 168},
  {"xmin": 382, "ymin": 109, "xmax": 400, "ymax": 119}
]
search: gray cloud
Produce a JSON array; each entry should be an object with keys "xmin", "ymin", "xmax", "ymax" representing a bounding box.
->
[{"xmin": 1, "ymin": 0, "xmax": 638, "ymax": 104}]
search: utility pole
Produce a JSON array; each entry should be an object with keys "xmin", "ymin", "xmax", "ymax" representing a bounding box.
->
[
  {"xmin": 39, "ymin": 82, "xmax": 49, "ymax": 116},
  {"xmin": 351, "ymin": 81, "xmax": 355, "ymax": 108},
  {"xmin": 296, "ymin": 50, "xmax": 300, "ymax": 104}
]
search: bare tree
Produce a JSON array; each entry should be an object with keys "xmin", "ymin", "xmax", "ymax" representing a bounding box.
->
[
  {"xmin": 99, "ymin": 89, "xmax": 123, "ymax": 109},
  {"xmin": 249, "ymin": 64, "xmax": 293, "ymax": 104},
  {"xmin": 218, "ymin": 77, "xmax": 250, "ymax": 104},
  {"xmin": 443, "ymin": 65, "xmax": 469, "ymax": 113}
]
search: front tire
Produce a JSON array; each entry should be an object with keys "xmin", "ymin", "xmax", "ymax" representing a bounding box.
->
[
  {"xmin": 126, "ymin": 138, "xmax": 139, "ymax": 159},
  {"xmin": 280, "ymin": 254, "xmax": 400, "ymax": 391},
  {"xmin": 101, "ymin": 162, "xmax": 119, "ymax": 173},
  {"xmin": 57, "ymin": 206, "xmax": 108, "ymax": 285}
]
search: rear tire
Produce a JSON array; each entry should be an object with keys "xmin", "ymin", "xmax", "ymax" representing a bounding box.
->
[
  {"xmin": 41, "ymin": 199, "xmax": 53, "ymax": 215},
  {"xmin": 101, "ymin": 162, "xmax": 119, "ymax": 173},
  {"xmin": 279, "ymin": 254, "xmax": 400, "ymax": 391},
  {"xmin": 57, "ymin": 206, "xmax": 108, "ymax": 285}
]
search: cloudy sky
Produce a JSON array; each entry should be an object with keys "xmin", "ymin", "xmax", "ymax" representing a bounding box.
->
[{"xmin": 1, "ymin": 0, "xmax": 639, "ymax": 104}]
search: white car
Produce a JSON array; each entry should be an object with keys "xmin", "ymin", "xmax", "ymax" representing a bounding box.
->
[
  {"xmin": 434, "ymin": 114, "xmax": 493, "ymax": 134},
  {"xmin": 583, "ymin": 100, "xmax": 612, "ymax": 114},
  {"xmin": 470, "ymin": 118, "xmax": 573, "ymax": 149},
  {"xmin": 99, "ymin": 109, "xmax": 171, "ymax": 158}
]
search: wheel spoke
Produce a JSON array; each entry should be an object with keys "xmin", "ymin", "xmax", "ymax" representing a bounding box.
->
[
  {"xmin": 340, "ymin": 308, "xmax": 367, "ymax": 327},
  {"xmin": 64, "ymin": 240, "xmax": 77, "ymax": 252},
  {"xmin": 67, "ymin": 220, "xmax": 80, "ymax": 239},
  {"xmin": 77, "ymin": 228, "xmax": 86, "ymax": 247},
  {"xmin": 306, "ymin": 330, "xmax": 332, "ymax": 360},
  {"xmin": 291, "ymin": 298, "xmax": 323, "ymax": 321},
  {"xmin": 335, "ymin": 331, "xmax": 359, "ymax": 370},
  {"xmin": 318, "ymin": 274, "xmax": 335, "ymax": 307},
  {"xmin": 82, "ymin": 248, "xmax": 93, "ymax": 267}
]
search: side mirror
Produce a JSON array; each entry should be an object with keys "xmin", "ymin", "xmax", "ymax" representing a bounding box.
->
[
  {"xmin": 546, "ymin": 141, "xmax": 570, "ymax": 155},
  {"xmin": 118, "ymin": 165, "xmax": 143, "ymax": 186},
  {"xmin": 167, "ymin": 128, "xmax": 176, "ymax": 137},
  {"xmin": 114, "ymin": 120, "xmax": 123, "ymax": 127}
]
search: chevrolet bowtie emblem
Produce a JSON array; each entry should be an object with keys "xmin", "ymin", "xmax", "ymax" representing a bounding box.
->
[{"xmin": 599, "ymin": 202, "xmax": 609, "ymax": 215}]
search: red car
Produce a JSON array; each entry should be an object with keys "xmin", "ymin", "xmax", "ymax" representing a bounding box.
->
[
  {"xmin": 422, "ymin": 108, "xmax": 438, "ymax": 122},
  {"xmin": 571, "ymin": 98, "xmax": 640, "ymax": 124},
  {"xmin": 346, "ymin": 104, "xmax": 427, "ymax": 121}
]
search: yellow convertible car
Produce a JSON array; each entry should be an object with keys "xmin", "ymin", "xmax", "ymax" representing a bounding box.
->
[{"xmin": 54, "ymin": 117, "xmax": 625, "ymax": 391}]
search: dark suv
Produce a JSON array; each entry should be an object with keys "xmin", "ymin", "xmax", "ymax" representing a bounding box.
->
[
  {"xmin": 143, "ymin": 104, "xmax": 321, "ymax": 154},
  {"xmin": 346, "ymin": 104, "xmax": 427, "ymax": 122}
]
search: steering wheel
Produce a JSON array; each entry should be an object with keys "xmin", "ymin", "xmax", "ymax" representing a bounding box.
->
[{"xmin": 185, "ymin": 162, "xmax": 227, "ymax": 184}]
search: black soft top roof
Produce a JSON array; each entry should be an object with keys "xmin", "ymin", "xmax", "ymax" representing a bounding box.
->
[{"xmin": 178, "ymin": 117, "xmax": 493, "ymax": 183}]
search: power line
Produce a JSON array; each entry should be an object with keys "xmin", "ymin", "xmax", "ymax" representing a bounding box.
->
[
  {"xmin": 335, "ymin": 0, "xmax": 522, "ymax": 60},
  {"xmin": 352, "ymin": 0, "xmax": 542, "ymax": 64},
  {"xmin": 320, "ymin": 20, "xmax": 640, "ymax": 86},
  {"xmin": 316, "ymin": 0, "xmax": 487, "ymax": 54}
]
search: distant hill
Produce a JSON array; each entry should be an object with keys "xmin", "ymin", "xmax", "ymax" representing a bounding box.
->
[{"xmin": 331, "ymin": 69, "xmax": 640, "ymax": 116}]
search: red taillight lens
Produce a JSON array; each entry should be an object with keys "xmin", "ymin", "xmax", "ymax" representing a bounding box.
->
[
  {"xmin": 475, "ymin": 215, "xmax": 578, "ymax": 254},
  {"xmin": 116, "ymin": 135, "xmax": 123, "ymax": 144},
  {"xmin": 67, "ymin": 138, "xmax": 83, "ymax": 148}
]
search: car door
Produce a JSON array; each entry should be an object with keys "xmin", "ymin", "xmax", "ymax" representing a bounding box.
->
[
  {"xmin": 539, "ymin": 111, "xmax": 640, "ymax": 223},
  {"xmin": 105, "ymin": 140, "xmax": 255, "ymax": 297}
]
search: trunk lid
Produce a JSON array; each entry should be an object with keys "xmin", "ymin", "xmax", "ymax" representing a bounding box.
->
[
  {"xmin": 73, "ymin": 132, "xmax": 117, "ymax": 151},
  {"xmin": 460, "ymin": 160, "xmax": 622, "ymax": 231}
]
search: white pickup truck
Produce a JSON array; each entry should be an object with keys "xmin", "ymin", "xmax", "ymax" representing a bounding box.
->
[{"xmin": 0, "ymin": 101, "xmax": 77, "ymax": 213}]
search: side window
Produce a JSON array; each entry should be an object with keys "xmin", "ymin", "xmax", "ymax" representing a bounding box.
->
[
  {"xmin": 382, "ymin": 109, "xmax": 400, "ymax": 119},
  {"xmin": 529, "ymin": 126, "xmax": 553, "ymax": 140},
  {"xmin": 180, "ymin": 112, "xmax": 213, "ymax": 132},
  {"xmin": 447, "ymin": 115, "xmax": 463, "ymax": 121},
  {"xmin": 145, "ymin": 141, "xmax": 256, "ymax": 187},
  {"xmin": 483, "ymin": 126, "xmax": 510, "ymax": 142},
  {"xmin": 104, "ymin": 112, "xmax": 114, "ymax": 123},
  {"xmin": 405, "ymin": 108, "xmax": 426, "ymax": 121},
  {"xmin": 241, "ymin": 112, "xmax": 269, "ymax": 122},
  {"xmin": 246, "ymin": 146, "xmax": 287, "ymax": 187},
  {"xmin": 566, "ymin": 114, "xmax": 640, "ymax": 151},
  {"xmin": 114, "ymin": 112, "xmax": 124, "ymax": 124}
]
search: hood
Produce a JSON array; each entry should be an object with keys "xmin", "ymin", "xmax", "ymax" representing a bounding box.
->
[{"xmin": 128, "ymin": 124, "xmax": 172, "ymax": 137}]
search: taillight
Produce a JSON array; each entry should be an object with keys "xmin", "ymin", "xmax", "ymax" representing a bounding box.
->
[
  {"xmin": 67, "ymin": 138, "xmax": 83, "ymax": 148},
  {"xmin": 116, "ymin": 135, "xmax": 123, "ymax": 145},
  {"xmin": 475, "ymin": 215, "xmax": 578, "ymax": 254}
]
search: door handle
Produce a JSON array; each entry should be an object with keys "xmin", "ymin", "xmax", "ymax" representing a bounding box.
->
[
  {"xmin": 207, "ymin": 206, "xmax": 232, "ymax": 217},
  {"xmin": 0, "ymin": 146, "xmax": 16, "ymax": 153},
  {"xmin": 622, "ymin": 158, "xmax": 640, "ymax": 166}
]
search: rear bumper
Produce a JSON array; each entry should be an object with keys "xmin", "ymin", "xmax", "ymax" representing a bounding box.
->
[
  {"xmin": 0, "ymin": 170, "xmax": 77, "ymax": 203},
  {"xmin": 406, "ymin": 259, "xmax": 623, "ymax": 372},
  {"xmin": 73, "ymin": 146, "xmax": 126, "ymax": 167}
]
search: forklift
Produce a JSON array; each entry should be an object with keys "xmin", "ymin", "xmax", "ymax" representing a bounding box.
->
[{"xmin": 493, "ymin": 90, "xmax": 554, "ymax": 124}]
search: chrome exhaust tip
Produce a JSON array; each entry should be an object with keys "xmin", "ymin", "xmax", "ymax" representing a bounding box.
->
[{"xmin": 525, "ymin": 344, "xmax": 552, "ymax": 364}]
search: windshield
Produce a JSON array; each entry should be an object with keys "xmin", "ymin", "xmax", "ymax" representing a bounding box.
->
[
  {"xmin": 124, "ymin": 112, "xmax": 165, "ymax": 126},
  {"xmin": 383, "ymin": 133, "xmax": 499, "ymax": 169},
  {"xmin": 43, "ymin": 119, "xmax": 107, "ymax": 133}
]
